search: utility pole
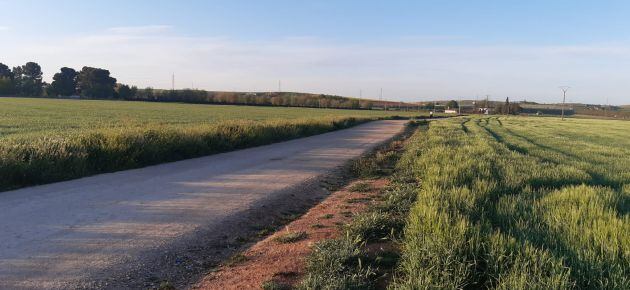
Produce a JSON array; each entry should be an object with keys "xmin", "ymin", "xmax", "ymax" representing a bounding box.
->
[
  {"xmin": 171, "ymin": 73, "xmax": 175, "ymax": 91},
  {"xmin": 485, "ymin": 95, "xmax": 490, "ymax": 114},
  {"xmin": 380, "ymin": 88, "xmax": 387, "ymax": 110},
  {"xmin": 559, "ymin": 86, "xmax": 570, "ymax": 121},
  {"xmin": 278, "ymin": 80, "xmax": 282, "ymax": 92},
  {"xmin": 458, "ymin": 96, "xmax": 462, "ymax": 115}
]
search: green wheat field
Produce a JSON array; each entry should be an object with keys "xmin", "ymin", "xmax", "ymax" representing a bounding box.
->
[
  {"xmin": 0, "ymin": 97, "xmax": 416, "ymax": 138},
  {"xmin": 0, "ymin": 97, "xmax": 417, "ymax": 191},
  {"xmin": 394, "ymin": 116, "xmax": 629, "ymax": 289}
]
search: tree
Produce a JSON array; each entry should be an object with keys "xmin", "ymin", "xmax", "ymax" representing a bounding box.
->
[
  {"xmin": 13, "ymin": 62, "xmax": 43, "ymax": 96},
  {"xmin": 495, "ymin": 98, "xmax": 522, "ymax": 115},
  {"xmin": 504, "ymin": 97, "xmax": 510, "ymax": 114},
  {"xmin": 77, "ymin": 66, "xmax": 117, "ymax": 98},
  {"xmin": 0, "ymin": 63, "xmax": 14, "ymax": 95},
  {"xmin": 114, "ymin": 83, "xmax": 137, "ymax": 99},
  {"xmin": 48, "ymin": 67, "xmax": 78, "ymax": 96},
  {"xmin": 446, "ymin": 100, "xmax": 459, "ymax": 109},
  {"xmin": 0, "ymin": 78, "xmax": 13, "ymax": 95},
  {"xmin": 0, "ymin": 63, "xmax": 12, "ymax": 79}
]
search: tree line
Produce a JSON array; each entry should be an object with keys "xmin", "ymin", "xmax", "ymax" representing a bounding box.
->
[
  {"xmin": 0, "ymin": 62, "xmax": 134, "ymax": 99},
  {"xmin": 130, "ymin": 89, "xmax": 378, "ymax": 109},
  {"xmin": 0, "ymin": 61, "xmax": 388, "ymax": 109}
]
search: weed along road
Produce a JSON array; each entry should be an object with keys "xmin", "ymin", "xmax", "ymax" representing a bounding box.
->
[{"xmin": 0, "ymin": 120, "xmax": 407, "ymax": 289}]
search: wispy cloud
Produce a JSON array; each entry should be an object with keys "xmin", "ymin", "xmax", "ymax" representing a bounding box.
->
[
  {"xmin": 106, "ymin": 25, "xmax": 173, "ymax": 35},
  {"xmin": 0, "ymin": 26, "xmax": 9, "ymax": 31}
]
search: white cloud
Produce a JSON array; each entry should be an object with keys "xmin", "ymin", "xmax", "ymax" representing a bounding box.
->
[
  {"xmin": 0, "ymin": 26, "xmax": 9, "ymax": 31},
  {"xmin": 105, "ymin": 25, "xmax": 173, "ymax": 35},
  {"xmin": 3, "ymin": 28, "xmax": 630, "ymax": 104}
]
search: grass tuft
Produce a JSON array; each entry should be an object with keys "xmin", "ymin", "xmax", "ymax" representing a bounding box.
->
[
  {"xmin": 348, "ymin": 182, "xmax": 374, "ymax": 193},
  {"xmin": 274, "ymin": 231, "xmax": 308, "ymax": 244},
  {"xmin": 261, "ymin": 280, "xmax": 292, "ymax": 290},
  {"xmin": 224, "ymin": 253, "xmax": 249, "ymax": 267},
  {"xmin": 320, "ymin": 213, "xmax": 334, "ymax": 219}
]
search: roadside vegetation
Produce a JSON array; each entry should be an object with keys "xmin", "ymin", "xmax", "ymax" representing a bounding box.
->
[
  {"xmin": 298, "ymin": 116, "xmax": 628, "ymax": 289},
  {"xmin": 393, "ymin": 117, "xmax": 629, "ymax": 289},
  {"xmin": 0, "ymin": 97, "xmax": 417, "ymax": 192},
  {"xmin": 299, "ymin": 121, "xmax": 427, "ymax": 289}
]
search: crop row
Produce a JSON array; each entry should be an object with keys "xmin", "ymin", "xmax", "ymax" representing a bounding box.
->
[{"xmin": 393, "ymin": 117, "xmax": 629, "ymax": 289}]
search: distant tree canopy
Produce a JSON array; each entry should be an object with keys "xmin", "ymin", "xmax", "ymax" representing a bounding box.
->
[
  {"xmin": 48, "ymin": 67, "xmax": 78, "ymax": 96},
  {"xmin": 0, "ymin": 63, "xmax": 13, "ymax": 95},
  {"xmin": 115, "ymin": 83, "xmax": 137, "ymax": 99},
  {"xmin": 495, "ymin": 97, "xmax": 522, "ymax": 115},
  {"xmin": 446, "ymin": 100, "xmax": 459, "ymax": 109},
  {"xmin": 0, "ymin": 63, "xmax": 12, "ymax": 78},
  {"xmin": 13, "ymin": 62, "xmax": 43, "ymax": 96},
  {"xmin": 77, "ymin": 66, "xmax": 117, "ymax": 98},
  {"xmin": 128, "ymin": 89, "xmax": 377, "ymax": 109}
]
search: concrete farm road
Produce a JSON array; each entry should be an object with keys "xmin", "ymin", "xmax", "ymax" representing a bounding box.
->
[{"xmin": 0, "ymin": 120, "xmax": 407, "ymax": 289}]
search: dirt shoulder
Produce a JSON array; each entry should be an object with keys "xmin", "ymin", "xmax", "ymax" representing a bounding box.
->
[
  {"xmin": 194, "ymin": 179, "xmax": 389, "ymax": 289},
  {"xmin": 192, "ymin": 120, "xmax": 426, "ymax": 290}
]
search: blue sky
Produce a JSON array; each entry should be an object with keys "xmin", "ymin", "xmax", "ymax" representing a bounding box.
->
[{"xmin": 2, "ymin": 0, "xmax": 629, "ymax": 104}]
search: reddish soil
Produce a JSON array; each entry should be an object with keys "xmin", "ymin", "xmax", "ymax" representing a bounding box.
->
[{"xmin": 194, "ymin": 179, "xmax": 389, "ymax": 290}]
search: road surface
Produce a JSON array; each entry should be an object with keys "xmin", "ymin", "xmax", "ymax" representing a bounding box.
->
[{"xmin": 0, "ymin": 120, "xmax": 407, "ymax": 289}]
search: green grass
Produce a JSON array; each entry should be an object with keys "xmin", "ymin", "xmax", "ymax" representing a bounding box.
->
[
  {"xmin": 300, "ymin": 236, "xmax": 375, "ymax": 290},
  {"xmin": 348, "ymin": 182, "xmax": 374, "ymax": 193},
  {"xmin": 261, "ymin": 280, "xmax": 292, "ymax": 290},
  {"xmin": 274, "ymin": 231, "xmax": 308, "ymax": 244},
  {"xmin": 298, "ymin": 124, "xmax": 425, "ymax": 289},
  {"xmin": 0, "ymin": 97, "xmax": 417, "ymax": 191},
  {"xmin": 0, "ymin": 97, "xmax": 417, "ymax": 138},
  {"xmin": 392, "ymin": 116, "xmax": 629, "ymax": 289},
  {"xmin": 320, "ymin": 214, "xmax": 334, "ymax": 219}
]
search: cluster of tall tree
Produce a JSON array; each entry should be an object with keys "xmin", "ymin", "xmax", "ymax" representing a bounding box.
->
[
  {"xmin": 0, "ymin": 62, "xmax": 128, "ymax": 98},
  {"xmin": 0, "ymin": 62, "xmax": 43, "ymax": 96}
]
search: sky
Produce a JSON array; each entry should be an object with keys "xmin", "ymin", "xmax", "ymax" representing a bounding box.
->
[{"xmin": 1, "ymin": 0, "xmax": 629, "ymax": 104}]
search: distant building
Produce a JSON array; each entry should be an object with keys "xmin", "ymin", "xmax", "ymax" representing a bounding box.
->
[{"xmin": 478, "ymin": 107, "xmax": 492, "ymax": 115}]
